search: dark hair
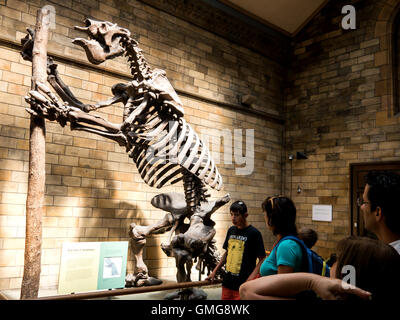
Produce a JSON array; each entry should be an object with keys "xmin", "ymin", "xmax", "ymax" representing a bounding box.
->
[
  {"xmin": 365, "ymin": 171, "xmax": 400, "ymax": 234},
  {"xmin": 325, "ymin": 253, "xmax": 337, "ymax": 267},
  {"xmin": 230, "ymin": 200, "xmax": 247, "ymax": 215},
  {"xmin": 298, "ymin": 228, "xmax": 318, "ymax": 249},
  {"xmin": 335, "ymin": 236, "xmax": 400, "ymax": 300},
  {"xmin": 261, "ymin": 196, "xmax": 297, "ymax": 236}
]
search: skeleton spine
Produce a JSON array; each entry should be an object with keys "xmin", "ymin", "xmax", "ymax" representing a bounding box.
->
[
  {"xmin": 122, "ymin": 37, "xmax": 152, "ymax": 81},
  {"xmin": 182, "ymin": 171, "xmax": 209, "ymax": 215}
]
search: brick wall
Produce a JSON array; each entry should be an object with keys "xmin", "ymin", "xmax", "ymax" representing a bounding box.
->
[
  {"xmin": 0, "ymin": 0, "xmax": 284, "ymax": 290},
  {"xmin": 286, "ymin": 0, "xmax": 400, "ymax": 258}
]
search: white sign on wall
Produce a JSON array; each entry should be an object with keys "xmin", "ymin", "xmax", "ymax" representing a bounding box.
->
[{"xmin": 312, "ymin": 204, "xmax": 332, "ymax": 222}]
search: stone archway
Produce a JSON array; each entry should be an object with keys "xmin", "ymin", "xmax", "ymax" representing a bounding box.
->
[{"xmin": 373, "ymin": 0, "xmax": 400, "ymax": 124}]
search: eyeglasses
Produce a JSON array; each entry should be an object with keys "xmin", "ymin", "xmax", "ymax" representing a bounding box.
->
[{"xmin": 357, "ymin": 198, "xmax": 370, "ymax": 207}]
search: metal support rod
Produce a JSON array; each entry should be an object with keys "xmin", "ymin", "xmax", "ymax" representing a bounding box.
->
[{"xmin": 31, "ymin": 280, "xmax": 222, "ymax": 300}]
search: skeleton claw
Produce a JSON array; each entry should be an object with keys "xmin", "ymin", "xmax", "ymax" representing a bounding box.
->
[
  {"xmin": 36, "ymin": 82, "xmax": 61, "ymax": 104},
  {"xmin": 36, "ymin": 81, "xmax": 50, "ymax": 93},
  {"xmin": 29, "ymin": 90, "xmax": 49, "ymax": 104},
  {"xmin": 25, "ymin": 108, "xmax": 38, "ymax": 117},
  {"xmin": 36, "ymin": 82, "xmax": 57, "ymax": 98}
]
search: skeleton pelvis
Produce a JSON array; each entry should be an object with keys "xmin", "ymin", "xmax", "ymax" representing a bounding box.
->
[{"xmin": 151, "ymin": 192, "xmax": 188, "ymax": 216}]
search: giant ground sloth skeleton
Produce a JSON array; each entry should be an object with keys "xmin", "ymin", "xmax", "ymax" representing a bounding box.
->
[{"xmin": 22, "ymin": 19, "xmax": 230, "ymax": 299}]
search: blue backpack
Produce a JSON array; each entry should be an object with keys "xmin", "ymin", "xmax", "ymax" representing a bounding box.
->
[{"xmin": 275, "ymin": 235, "xmax": 330, "ymax": 277}]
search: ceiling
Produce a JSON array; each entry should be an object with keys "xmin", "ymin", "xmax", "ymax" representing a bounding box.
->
[{"xmin": 218, "ymin": 0, "xmax": 329, "ymax": 36}]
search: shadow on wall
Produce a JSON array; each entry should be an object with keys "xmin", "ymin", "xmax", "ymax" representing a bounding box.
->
[
  {"xmin": 41, "ymin": 121, "xmax": 166, "ymax": 287},
  {"xmin": 0, "ymin": 123, "xmax": 172, "ymax": 289}
]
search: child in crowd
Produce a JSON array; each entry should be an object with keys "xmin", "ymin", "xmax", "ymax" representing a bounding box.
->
[
  {"xmin": 206, "ymin": 200, "xmax": 266, "ymax": 300},
  {"xmin": 298, "ymin": 228, "xmax": 318, "ymax": 249}
]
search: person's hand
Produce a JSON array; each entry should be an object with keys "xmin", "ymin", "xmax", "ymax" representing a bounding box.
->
[
  {"xmin": 310, "ymin": 276, "xmax": 371, "ymax": 300},
  {"xmin": 205, "ymin": 271, "xmax": 217, "ymax": 282},
  {"xmin": 246, "ymin": 272, "xmax": 261, "ymax": 282}
]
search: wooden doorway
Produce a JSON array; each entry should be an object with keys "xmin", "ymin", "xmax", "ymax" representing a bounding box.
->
[{"xmin": 350, "ymin": 162, "xmax": 400, "ymax": 236}]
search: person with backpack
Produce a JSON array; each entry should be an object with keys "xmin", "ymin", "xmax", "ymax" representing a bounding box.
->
[
  {"xmin": 257, "ymin": 196, "xmax": 304, "ymax": 276},
  {"xmin": 298, "ymin": 227, "xmax": 336, "ymax": 272},
  {"xmin": 239, "ymin": 236, "xmax": 400, "ymax": 300},
  {"xmin": 298, "ymin": 227, "xmax": 330, "ymax": 276},
  {"xmin": 253, "ymin": 196, "xmax": 329, "ymax": 278}
]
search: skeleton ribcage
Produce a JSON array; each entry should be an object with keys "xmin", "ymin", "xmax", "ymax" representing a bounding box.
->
[{"xmin": 126, "ymin": 105, "xmax": 223, "ymax": 191}]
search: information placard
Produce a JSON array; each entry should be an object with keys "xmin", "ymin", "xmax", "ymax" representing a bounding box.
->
[
  {"xmin": 58, "ymin": 241, "xmax": 128, "ymax": 294},
  {"xmin": 97, "ymin": 241, "xmax": 128, "ymax": 290}
]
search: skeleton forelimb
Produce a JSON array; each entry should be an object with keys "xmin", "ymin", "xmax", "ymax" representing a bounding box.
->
[{"xmin": 26, "ymin": 81, "xmax": 127, "ymax": 146}]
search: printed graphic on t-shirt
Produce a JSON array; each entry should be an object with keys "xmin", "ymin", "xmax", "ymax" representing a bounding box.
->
[{"xmin": 226, "ymin": 238, "xmax": 245, "ymax": 275}]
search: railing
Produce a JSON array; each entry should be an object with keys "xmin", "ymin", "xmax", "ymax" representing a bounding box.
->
[
  {"xmin": 0, "ymin": 292, "xmax": 9, "ymax": 300},
  {"xmin": 0, "ymin": 279, "xmax": 222, "ymax": 300}
]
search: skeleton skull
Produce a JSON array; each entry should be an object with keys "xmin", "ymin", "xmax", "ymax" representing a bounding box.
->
[{"xmin": 73, "ymin": 18, "xmax": 131, "ymax": 65}]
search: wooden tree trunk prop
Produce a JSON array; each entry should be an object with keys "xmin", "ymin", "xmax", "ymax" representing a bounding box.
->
[{"xmin": 20, "ymin": 7, "xmax": 51, "ymax": 300}]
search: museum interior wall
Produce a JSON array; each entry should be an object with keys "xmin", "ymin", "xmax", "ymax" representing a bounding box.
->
[
  {"xmin": 0, "ymin": 0, "xmax": 285, "ymax": 290},
  {"xmin": 1, "ymin": 0, "xmax": 400, "ymax": 291},
  {"xmin": 285, "ymin": 0, "xmax": 400, "ymax": 258}
]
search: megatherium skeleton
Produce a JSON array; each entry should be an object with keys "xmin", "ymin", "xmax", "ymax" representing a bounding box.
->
[{"xmin": 22, "ymin": 19, "xmax": 229, "ymax": 298}]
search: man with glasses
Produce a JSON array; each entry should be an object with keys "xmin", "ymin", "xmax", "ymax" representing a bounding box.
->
[
  {"xmin": 358, "ymin": 171, "xmax": 400, "ymax": 254},
  {"xmin": 206, "ymin": 200, "xmax": 266, "ymax": 300}
]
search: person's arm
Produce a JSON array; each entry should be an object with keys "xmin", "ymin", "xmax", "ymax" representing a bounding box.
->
[
  {"xmin": 246, "ymin": 256, "xmax": 266, "ymax": 281},
  {"xmin": 275, "ymin": 240, "xmax": 300, "ymax": 274},
  {"xmin": 246, "ymin": 230, "xmax": 267, "ymax": 281},
  {"xmin": 206, "ymin": 251, "xmax": 227, "ymax": 281},
  {"xmin": 239, "ymin": 273, "xmax": 371, "ymax": 300},
  {"xmin": 277, "ymin": 265, "xmax": 294, "ymax": 274},
  {"xmin": 207, "ymin": 228, "xmax": 230, "ymax": 282}
]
